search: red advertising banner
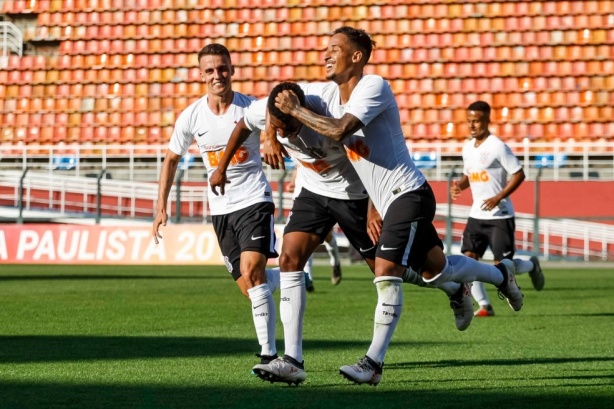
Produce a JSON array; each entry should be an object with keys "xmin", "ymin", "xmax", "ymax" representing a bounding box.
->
[{"xmin": 0, "ymin": 224, "xmax": 283, "ymax": 265}]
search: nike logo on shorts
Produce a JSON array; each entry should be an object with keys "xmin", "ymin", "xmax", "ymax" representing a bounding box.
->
[
  {"xmin": 380, "ymin": 245, "xmax": 397, "ymax": 251},
  {"xmin": 503, "ymin": 251, "xmax": 512, "ymax": 257},
  {"xmin": 359, "ymin": 245, "xmax": 376, "ymax": 252},
  {"xmin": 251, "ymin": 235, "xmax": 265, "ymax": 240}
]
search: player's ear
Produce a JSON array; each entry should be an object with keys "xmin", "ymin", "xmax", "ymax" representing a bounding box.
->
[
  {"xmin": 352, "ymin": 50, "xmax": 363, "ymax": 64},
  {"xmin": 231, "ymin": 65, "xmax": 236, "ymax": 77}
]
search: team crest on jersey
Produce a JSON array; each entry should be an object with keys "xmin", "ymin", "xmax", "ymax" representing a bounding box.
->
[
  {"xmin": 479, "ymin": 151, "xmax": 490, "ymax": 165},
  {"xmin": 224, "ymin": 256, "xmax": 233, "ymax": 273}
]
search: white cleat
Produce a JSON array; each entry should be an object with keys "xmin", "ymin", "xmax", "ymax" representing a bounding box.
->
[
  {"xmin": 339, "ymin": 355, "xmax": 383, "ymax": 386},
  {"xmin": 252, "ymin": 356, "xmax": 306, "ymax": 386},
  {"xmin": 497, "ymin": 259, "xmax": 523, "ymax": 311},
  {"xmin": 449, "ymin": 282, "xmax": 474, "ymax": 331}
]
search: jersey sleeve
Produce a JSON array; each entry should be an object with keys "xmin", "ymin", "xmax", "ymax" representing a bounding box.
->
[
  {"xmin": 499, "ymin": 142, "xmax": 522, "ymax": 174},
  {"xmin": 242, "ymin": 98, "xmax": 267, "ymax": 132},
  {"xmin": 344, "ymin": 76, "xmax": 389, "ymax": 126},
  {"xmin": 168, "ymin": 108, "xmax": 194, "ymax": 156}
]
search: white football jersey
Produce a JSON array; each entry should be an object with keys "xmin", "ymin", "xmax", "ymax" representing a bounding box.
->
[
  {"xmin": 168, "ymin": 92, "xmax": 273, "ymax": 216},
  {"xmin": 242, "ymin": 98, "xmax": 367, "ymax": 201},
  {"xmin": 300, "ymin": 76, "xmax": 425, "ymax": 217},
  {"xmin": 462, "ymin": 134, "xmax": 522, "ymax": 219}
]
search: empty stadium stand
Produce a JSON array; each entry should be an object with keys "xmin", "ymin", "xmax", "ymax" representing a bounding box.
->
[{"xmin": 0, "ymin": 0, "xmax": 613, "ymax": 151}]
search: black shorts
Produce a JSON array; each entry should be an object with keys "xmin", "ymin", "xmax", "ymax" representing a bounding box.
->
[
  {"xmin": 212, "ymin": 201, "xmax": 278, "ymax": 281},
  {"xmin": 284, "ymin": 188, "xmax": 377, "ymax": 260},
  {"xmin": 460, "ymin": 217, "xmax": 515, "ymax": 261},
  {"xmin": 376, "ymin": 182, "xmax": 443, "ymax": 272}
]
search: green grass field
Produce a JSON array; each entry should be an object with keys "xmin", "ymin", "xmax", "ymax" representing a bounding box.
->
[{"xmin": 0, "ymin": 263, "xmax": 612, "ymax": 409}]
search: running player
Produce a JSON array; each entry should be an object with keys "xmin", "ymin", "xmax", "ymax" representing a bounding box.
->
[
  {"xmin": 259, "ymin": 27, "xmax": 523, "ymax": 386},
  {"xmin": 451, "ymin": 100, "xmax": 545, "ymax": 317},
  {"xmin": 152, "ymin": 43, "xmax": 280, "ymax": 369}
]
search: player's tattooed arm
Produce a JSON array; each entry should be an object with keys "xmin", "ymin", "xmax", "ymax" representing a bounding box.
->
[{"xmin": 274, "ymin": 90, "xmax": 364, "ymax": 142}]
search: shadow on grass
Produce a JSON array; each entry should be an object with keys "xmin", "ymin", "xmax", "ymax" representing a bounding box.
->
[
  {"xmin": 389, "ymin": 356, "xmax": 614, "ymax": 369},
  {"xmin": 0, "ymin": 381, "xmax": 612, "ymax": 409},
  {"xmin": 0, "ymin": 275, "xmax": 219, "ymax": 281},
  {"xmin": 0, "ymin": 336, "xmax": 466, "ymax": 364}
]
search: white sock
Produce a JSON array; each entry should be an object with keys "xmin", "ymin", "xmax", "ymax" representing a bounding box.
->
[
  {"xmin": 471, "ymin": 281, "xmax": 491, "ymax": 306},
  {"xmin": 323, "ymin": 235, "xmax": 340, "ymax": 266},
  {"xmin": 280, "ymin": 271, "xmax": 306, "ymax": 362},
  {"xmin": 423, "ymin": 255, "xmax": 504, "ymax": 286},
  {"xmin": 247, "ymin": 283, "xmax": 276, "ymax": 357},
  {"xmin": 514, "ymin": 258, "xmax": 533, "ymax": 275},
  {"xmin": 402, "ymin": 268, "xmax": 460, "ymax": 296},
  {"xmin": 304, "ymin": 257, "xmax": 313, "ymax": 281},
  {"xmin": 266, "ymin": 267, "xmax": 280, "ymax": 294},
  {"xmin": 366, "ymin": 276, "xmax": 403, "ymax": 365}
]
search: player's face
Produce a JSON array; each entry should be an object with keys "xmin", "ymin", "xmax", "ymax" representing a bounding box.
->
[
  {"xmin": 467, "ymin": 110, "xmax": 490, "ymax": 139},
  {"xmin": 199, "ymin": 54, "xmax": 234, "ymax": 97},
  {"xmin": 270, "ymin": 115, "xmax": 302, "ymax": 139},
  {"xmin": 324, "ymin": 33, "xmax": 362, "ymax": 83}
]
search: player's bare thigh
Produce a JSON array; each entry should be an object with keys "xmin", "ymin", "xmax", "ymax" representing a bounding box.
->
[{"xmin": 279, "ymin": 231, "xmax": 322, "ymax": 271}]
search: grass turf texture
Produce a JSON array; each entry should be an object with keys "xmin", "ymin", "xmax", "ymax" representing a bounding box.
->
[{"xmin": 0, "ymin": 264, "xmax": 612, "ymax": 409}]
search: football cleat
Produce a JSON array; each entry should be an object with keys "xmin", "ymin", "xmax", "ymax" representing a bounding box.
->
[
  {"xmin": 496, "ymin": 259, "xmax": 523, "ymax": 311},
  {"xmin": 331, "ymin": 264, "xmax": 342, "ymax": 286},
  {"xmin": 304, "ymin": 273, "xmax": 314, "ymax": 293},
  {"xmin": 252, "ymin": 355, "xmax": 306, "ymax": 386},
  {"xmin": 529, "ymin": 256, "xmax": 545, "ymax": 291},
  {"xmin": 255, "ymin": 353, "xmax": 278, "ymax": 365},
  {"xmin": 449, "ymin": 282, "xmax": 474, "ymax": 331},
  {"xmin": 339, "ymin": 355, "xmax": 383, "ymax": 386},
  {"xmin": 474, "ymin": 305, "xmax": 495, "ymax": 317}
]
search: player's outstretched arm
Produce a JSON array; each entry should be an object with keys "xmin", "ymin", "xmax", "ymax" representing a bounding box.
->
[
  {"xmin": 209, "ymin": 118, "xmax": 251, "ymax": 196},
  {"xmin": 153, "ymin": 150, "xmax": 182, "ymax": 244},
  {"xmin": 261, "ymin": 108, "xmax": 289, "ymax": 170}
]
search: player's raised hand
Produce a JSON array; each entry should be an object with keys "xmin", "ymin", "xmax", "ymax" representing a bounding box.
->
[
  {"xmin": 209, "ymin": 169, "xmax": 229, "ymax": 196},
  {"xmin": 274, "ymin": 90, "xmax": 300, "ymax": 114}
]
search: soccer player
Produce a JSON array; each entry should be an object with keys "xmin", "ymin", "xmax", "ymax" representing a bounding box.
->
[
  {"xmin": 209, "ymin": 81, "xmax": 474, "ymax": 385},
  {"xmin": 152, "ymin": 43, "xmax": 280, "ymax": 368},
  {"xmin": 450, "ymin": 101, "xmax": 545, "ymax": 317},
  {"xmin": 261, "ymin": 27, "xmax": 523, "ymax": 386}
]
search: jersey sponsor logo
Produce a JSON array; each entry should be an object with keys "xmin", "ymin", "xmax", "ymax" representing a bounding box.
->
[
  {"xmin": 380, "ymin": 245, "xmax": 397, "ymax": 251},
  {"xmin": 207, "ymin": 146, "xmax": 249, "ymax": 166},
  {"xmin": 468, "ymin": 170, "xmax": 489, "ymax": 183},
  {"xmin": 197, "ymin": 131, "xmax": 208, "ymax": 137},
  {"xmin": 296, "ymin": 158, "xmax": 332, "ymax": 174},
  {"xmin": 345, "ymin": 140, "xmax": 370, "ymax": 162},
  {"xmin": 251, "ymin": 235, "xmax": 265, "ymax": 240}
]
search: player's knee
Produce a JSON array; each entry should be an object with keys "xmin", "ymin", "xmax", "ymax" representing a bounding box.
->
[{"xmin": 279, "ymin": 252, "xmax": 304, "ymax": 271}]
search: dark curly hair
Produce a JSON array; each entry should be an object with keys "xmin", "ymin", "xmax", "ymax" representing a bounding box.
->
[{"xmin": 267, "ymin": 82, "xmax": 306, "ymax": 123}]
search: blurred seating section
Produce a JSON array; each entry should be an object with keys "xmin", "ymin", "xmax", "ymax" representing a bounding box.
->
[{"xmin": 1, "ymin": 0, "xmax": 613, "ymax": 152}]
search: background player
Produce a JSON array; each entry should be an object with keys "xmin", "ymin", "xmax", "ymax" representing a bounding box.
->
[{"xmin": 451, "ymin": 100, "xmax": 545, "ymax": 317}]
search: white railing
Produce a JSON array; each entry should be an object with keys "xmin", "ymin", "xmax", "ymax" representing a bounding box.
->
[
  {"xmin": 1, "ymin": 140, "xmax": 613, "ymax": 182},
  {"xmin": 0, "ymin": 170, "xmax": 209, "ymax": 220},
  {"xmin": 0, "ymin": 21, "xmax": 23, "ymax": 67},
  {"xmin": 438, "ymin": 204, "xmax": 614, "ymax": 261}
]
